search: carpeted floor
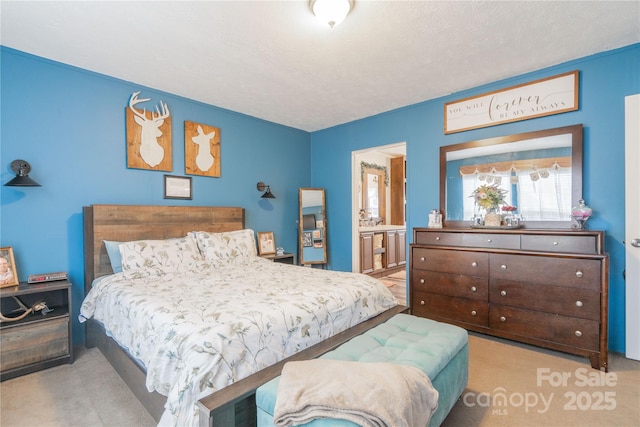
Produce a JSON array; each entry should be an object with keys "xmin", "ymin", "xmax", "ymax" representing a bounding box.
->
[{"xmin": 1, "ymin": 336, "xmax": 638, "ymax": 427}]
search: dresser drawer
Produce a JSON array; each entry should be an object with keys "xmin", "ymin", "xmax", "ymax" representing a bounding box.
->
[
  {"xmin": 412, "ymin": 248, "xmax": 488, "ymax": 276},
  {"xmin": 490, "ymin": 306, "xmax": 599, "ymax": 351},
  {"xmin": 462, "ymin": 233, "xmax": 520, "ymax": 250},
  {"xmin": 412, "ymin": 270, "xmax": 487, "ymax": 300},
  {"xmin": 413, "ymin": 231, "xmax": 463, "ymax": 246},
  {"xmin": 490, "ymin": 280, "xmax": 600, "ymax": 320},
  {"xmin": 0, "ymin": 316, "xmax": 69, "ymax": 372},
  {"xmin": 490, "ymin": 253, "xmax": 601, "ymax": 290},
  {"xmin": 521, "ymin": 234, "xmax": 599, "ymax": 254},
  {"xmin": 413, "ymin": 291, "xmax": 488, "ymax": 326}
]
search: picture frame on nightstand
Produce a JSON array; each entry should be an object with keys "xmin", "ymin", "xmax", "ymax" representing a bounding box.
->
[
  {"xmin": 0, "ymin": 247, "xmax": 18, "ymax": 288},
  {"xmin": 257, "ymin": 231, "xmax": 276, "ymax": 255}
]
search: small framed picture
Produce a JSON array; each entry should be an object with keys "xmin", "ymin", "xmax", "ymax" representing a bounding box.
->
[
  {"xmin": 302, "ymin": 231, "xmax": 313, "ymax": 247},
  {"xmin": 164, "ymin": 175, "xmax": 192, "ymax": 200},
  {"xmin": 257, "ymin": 231, "xmax": 276, "ymax": 255},
  {"xmin": 0, "ymin": 247, "xmax": 19, "ymax": 288}
]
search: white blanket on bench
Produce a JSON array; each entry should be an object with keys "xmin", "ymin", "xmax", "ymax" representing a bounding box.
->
[{"xmin": 273, "ymin": 359, "xmax": 439, "ymax": 427}]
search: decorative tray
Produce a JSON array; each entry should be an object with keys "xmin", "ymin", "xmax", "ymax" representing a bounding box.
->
[{"xmin": 470, "ymin": 224, "xmax": 523, "ymax": 230}]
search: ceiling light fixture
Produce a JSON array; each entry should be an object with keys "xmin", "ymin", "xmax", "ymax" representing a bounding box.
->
[{"xmin": 310, "ymin": 0, "xmax": 354, "ymax": 28}]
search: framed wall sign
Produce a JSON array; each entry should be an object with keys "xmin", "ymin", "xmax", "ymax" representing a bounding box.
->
[
  {"xmin": 185, "ymin": 121, "xmax": 221, "ymax": 178},
  {"xmin": 164, "ymin": 175, "xmax": 192, "ymax": 200},
  {"xmin": 444, "ymin": 70, "xmax": 579, "ymax": 134},
  {"xmin": 126, "ymin": 91, "xmax": 172, "ymax": 171}
]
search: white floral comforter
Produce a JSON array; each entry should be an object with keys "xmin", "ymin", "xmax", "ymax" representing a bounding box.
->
[{"xmin": 80, "ymin": 257, "xmax": 397, "ymax": 426}]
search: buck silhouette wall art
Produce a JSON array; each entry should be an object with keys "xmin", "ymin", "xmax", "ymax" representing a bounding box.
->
[
  {"xmin": 185, "ymin": 121, "xmax": 221, "ymax": 177},
  {"xmin": 126, "ymin": 91, "xmax": 172, "ymax": 171}
]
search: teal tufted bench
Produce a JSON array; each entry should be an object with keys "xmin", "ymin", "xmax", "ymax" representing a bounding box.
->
[{"xmin": 256, "ymin": 313, "xmax": 468, "ymax": 427}]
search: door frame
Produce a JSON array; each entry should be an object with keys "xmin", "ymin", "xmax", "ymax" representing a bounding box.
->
[
  {"xmin": 351, "ymin": 142, "xmax": 406, "ymax": 272},
  {"xmin": 625, "ymin": 93, "xmax": 640, "ymax": 361}
]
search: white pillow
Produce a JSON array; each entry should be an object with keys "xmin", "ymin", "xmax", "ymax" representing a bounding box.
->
[
  {"xmin": 119, "ymin": 235, "xmax": 203, "ymax": 273},
  {"xmin": 190, "ymin": 229, "xmax": 257, "ymax": 265}
]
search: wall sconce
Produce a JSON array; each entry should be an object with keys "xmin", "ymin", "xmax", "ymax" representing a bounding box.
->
[
  {"xmin": 257, "ymin": 182, "xmax": 275, "ymax": 199},
  {"xmin": 310, "ymin": 0, "xmax": 354, "ymax": 28},
  {"xmin": 4, "ymin": 160, "xmax": 41, "ymax": 187}
]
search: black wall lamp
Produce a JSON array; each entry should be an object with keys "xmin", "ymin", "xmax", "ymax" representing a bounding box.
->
[
  {"xmin": 4, "ymin": 160, "xmax": 41, "ymax": 187},
  {"xmin": 257, "ymin": 182, "xmax": 275, "ymax": 199}
]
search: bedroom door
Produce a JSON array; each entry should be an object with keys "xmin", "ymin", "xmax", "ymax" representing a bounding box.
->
[{"xmin": 625, "ymin": 94, "xmax": 640, "ymax": 361}]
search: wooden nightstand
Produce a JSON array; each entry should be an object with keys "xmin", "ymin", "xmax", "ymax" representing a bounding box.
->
[
  {"xmin": 0, "ymin": 280, "xmax": 73, "ymax": 381},
  {"xmin": 260, "ymin": 253, "xmax": 295, "ymax": 264}
]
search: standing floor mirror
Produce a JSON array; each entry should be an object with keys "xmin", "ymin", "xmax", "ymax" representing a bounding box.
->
[{"xmin": 299, "ymin": 188, "xmax": 327, "ymax": 265}]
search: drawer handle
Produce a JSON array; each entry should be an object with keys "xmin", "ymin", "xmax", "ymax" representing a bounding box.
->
[
  {"xmin": 576, "ymin": 271, "xmax": 583, "ymax": 278},
  {"xmin": 487, "ymin": 239, "xmax": 492, "ymax": 243},
  {"xmin": 500, "ymin": 290, "xmax": 507, "ymax": 297},
  {"xmin": 575, "ymin": 300, "xmax": 583, "ymax": 307},
  {"xmin": 553, "ymin": 241, "xmax": 559, "ymax": 246},
  {"xmin": 471, "ymin": 261, "xmax": 478, "ymax": 267},
  {"xmin": 471, "ymin": 286, "xmax": 477, "ymax": 292},
  {"xmin": 575, "ymin": 330, "xmax": 583, "ymax": 337},
  {"xmin": 420, "ymin": 300, "xmax": 426, "ymax": 305},
  {"xmin": 471, "ymin": 310, "xmax": 477, "ymax": 316},
  {"xmin": 500, "ymin": 316, "xmax": 507, "ymax": 322},
  {"xmin": 420, "ymin": 278, "xmax": 425, "ymax": 284},
  {"xmin": 501, "ymin": 265, "xmax": 507, "ymax": 271},
  {"xmin": 435, "ymin": 236, "xmax": 440, "ymax": 241},
  {"xmin": 420, "ymin": 257, "xmax": 426, "ymax": 262}
]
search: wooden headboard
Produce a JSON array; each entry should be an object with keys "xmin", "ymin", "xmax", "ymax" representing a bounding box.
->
[{"xmin": 83, "ymin": 204, "xmax": 245, "ymax": 295}]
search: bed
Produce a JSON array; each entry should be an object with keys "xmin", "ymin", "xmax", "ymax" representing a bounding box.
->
[{"xmin": 81, "ymin": 204, "xmax": 404, "ymax": 427}]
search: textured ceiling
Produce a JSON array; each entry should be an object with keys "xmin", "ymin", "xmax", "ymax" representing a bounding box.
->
[{"xmin": 1, "ymin": 1, "xmax": 639, "ymax": 132}]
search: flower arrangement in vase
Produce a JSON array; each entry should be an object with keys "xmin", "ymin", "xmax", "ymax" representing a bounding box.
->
[{"xmin": 470, "ymin": 184, "xmax": 508, "ymax": 226}]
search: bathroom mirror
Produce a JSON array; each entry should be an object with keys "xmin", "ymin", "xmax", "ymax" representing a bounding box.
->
[
  {"xmin": 361, "ymin": 166, "xmax": 386, "ymax": 223},
  {"xmin": 440, "ymin": 124, "xmax": 583, "ymax": 228},
  {"xmin": 299, "ymin": 188, "xmax": 327, "ymax": 265}
]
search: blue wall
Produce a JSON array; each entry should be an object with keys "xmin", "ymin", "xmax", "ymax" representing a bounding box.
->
[
  {"xmin": 0, "ymin": 47, "xmax": 311, "ymax": 344},
  {"xmin": 2, "ymin": 44, "xmax": 638, "ymax": 353},
  {"xmin": 310, "ymin": 44, "xmax": 639, "ymax": 354}
]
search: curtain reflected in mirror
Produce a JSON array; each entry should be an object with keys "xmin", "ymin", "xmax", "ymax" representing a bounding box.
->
[{"xmin": 299, "ymin": 188, "xmax": 327, "ymax": 265}]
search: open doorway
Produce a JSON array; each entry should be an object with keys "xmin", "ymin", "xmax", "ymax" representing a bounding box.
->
[{"xmin": 351, "ymin": 142, "xmax": 407, "ymax": 303}]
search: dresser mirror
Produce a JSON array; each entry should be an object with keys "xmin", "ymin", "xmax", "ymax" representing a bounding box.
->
[
  {"xmin": 440, "ymin": 124, "xmax": 583, "ymax": 228},
  {"xmin": 299, "ymin": 188, "xmax": 327, "ymax": 265}
]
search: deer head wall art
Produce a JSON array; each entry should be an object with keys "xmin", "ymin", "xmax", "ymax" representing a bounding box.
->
[
  {"xmin": 185, "ymin": 121, "xmax": 221, "ymax": 177},
  {"xmin": 126, "ymin": 91, "xmax": 172, "ymax": 171}
]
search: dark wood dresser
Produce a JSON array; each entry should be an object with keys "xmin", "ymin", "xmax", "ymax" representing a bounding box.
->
[{"xmin": 410, "ymin": 228, "xmax": 608, "ymax": 371}]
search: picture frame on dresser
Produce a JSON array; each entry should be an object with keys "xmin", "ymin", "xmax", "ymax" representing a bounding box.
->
[{"xmin": 0, "ymin": 247, "xmax": 19, "ymax": 288}]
